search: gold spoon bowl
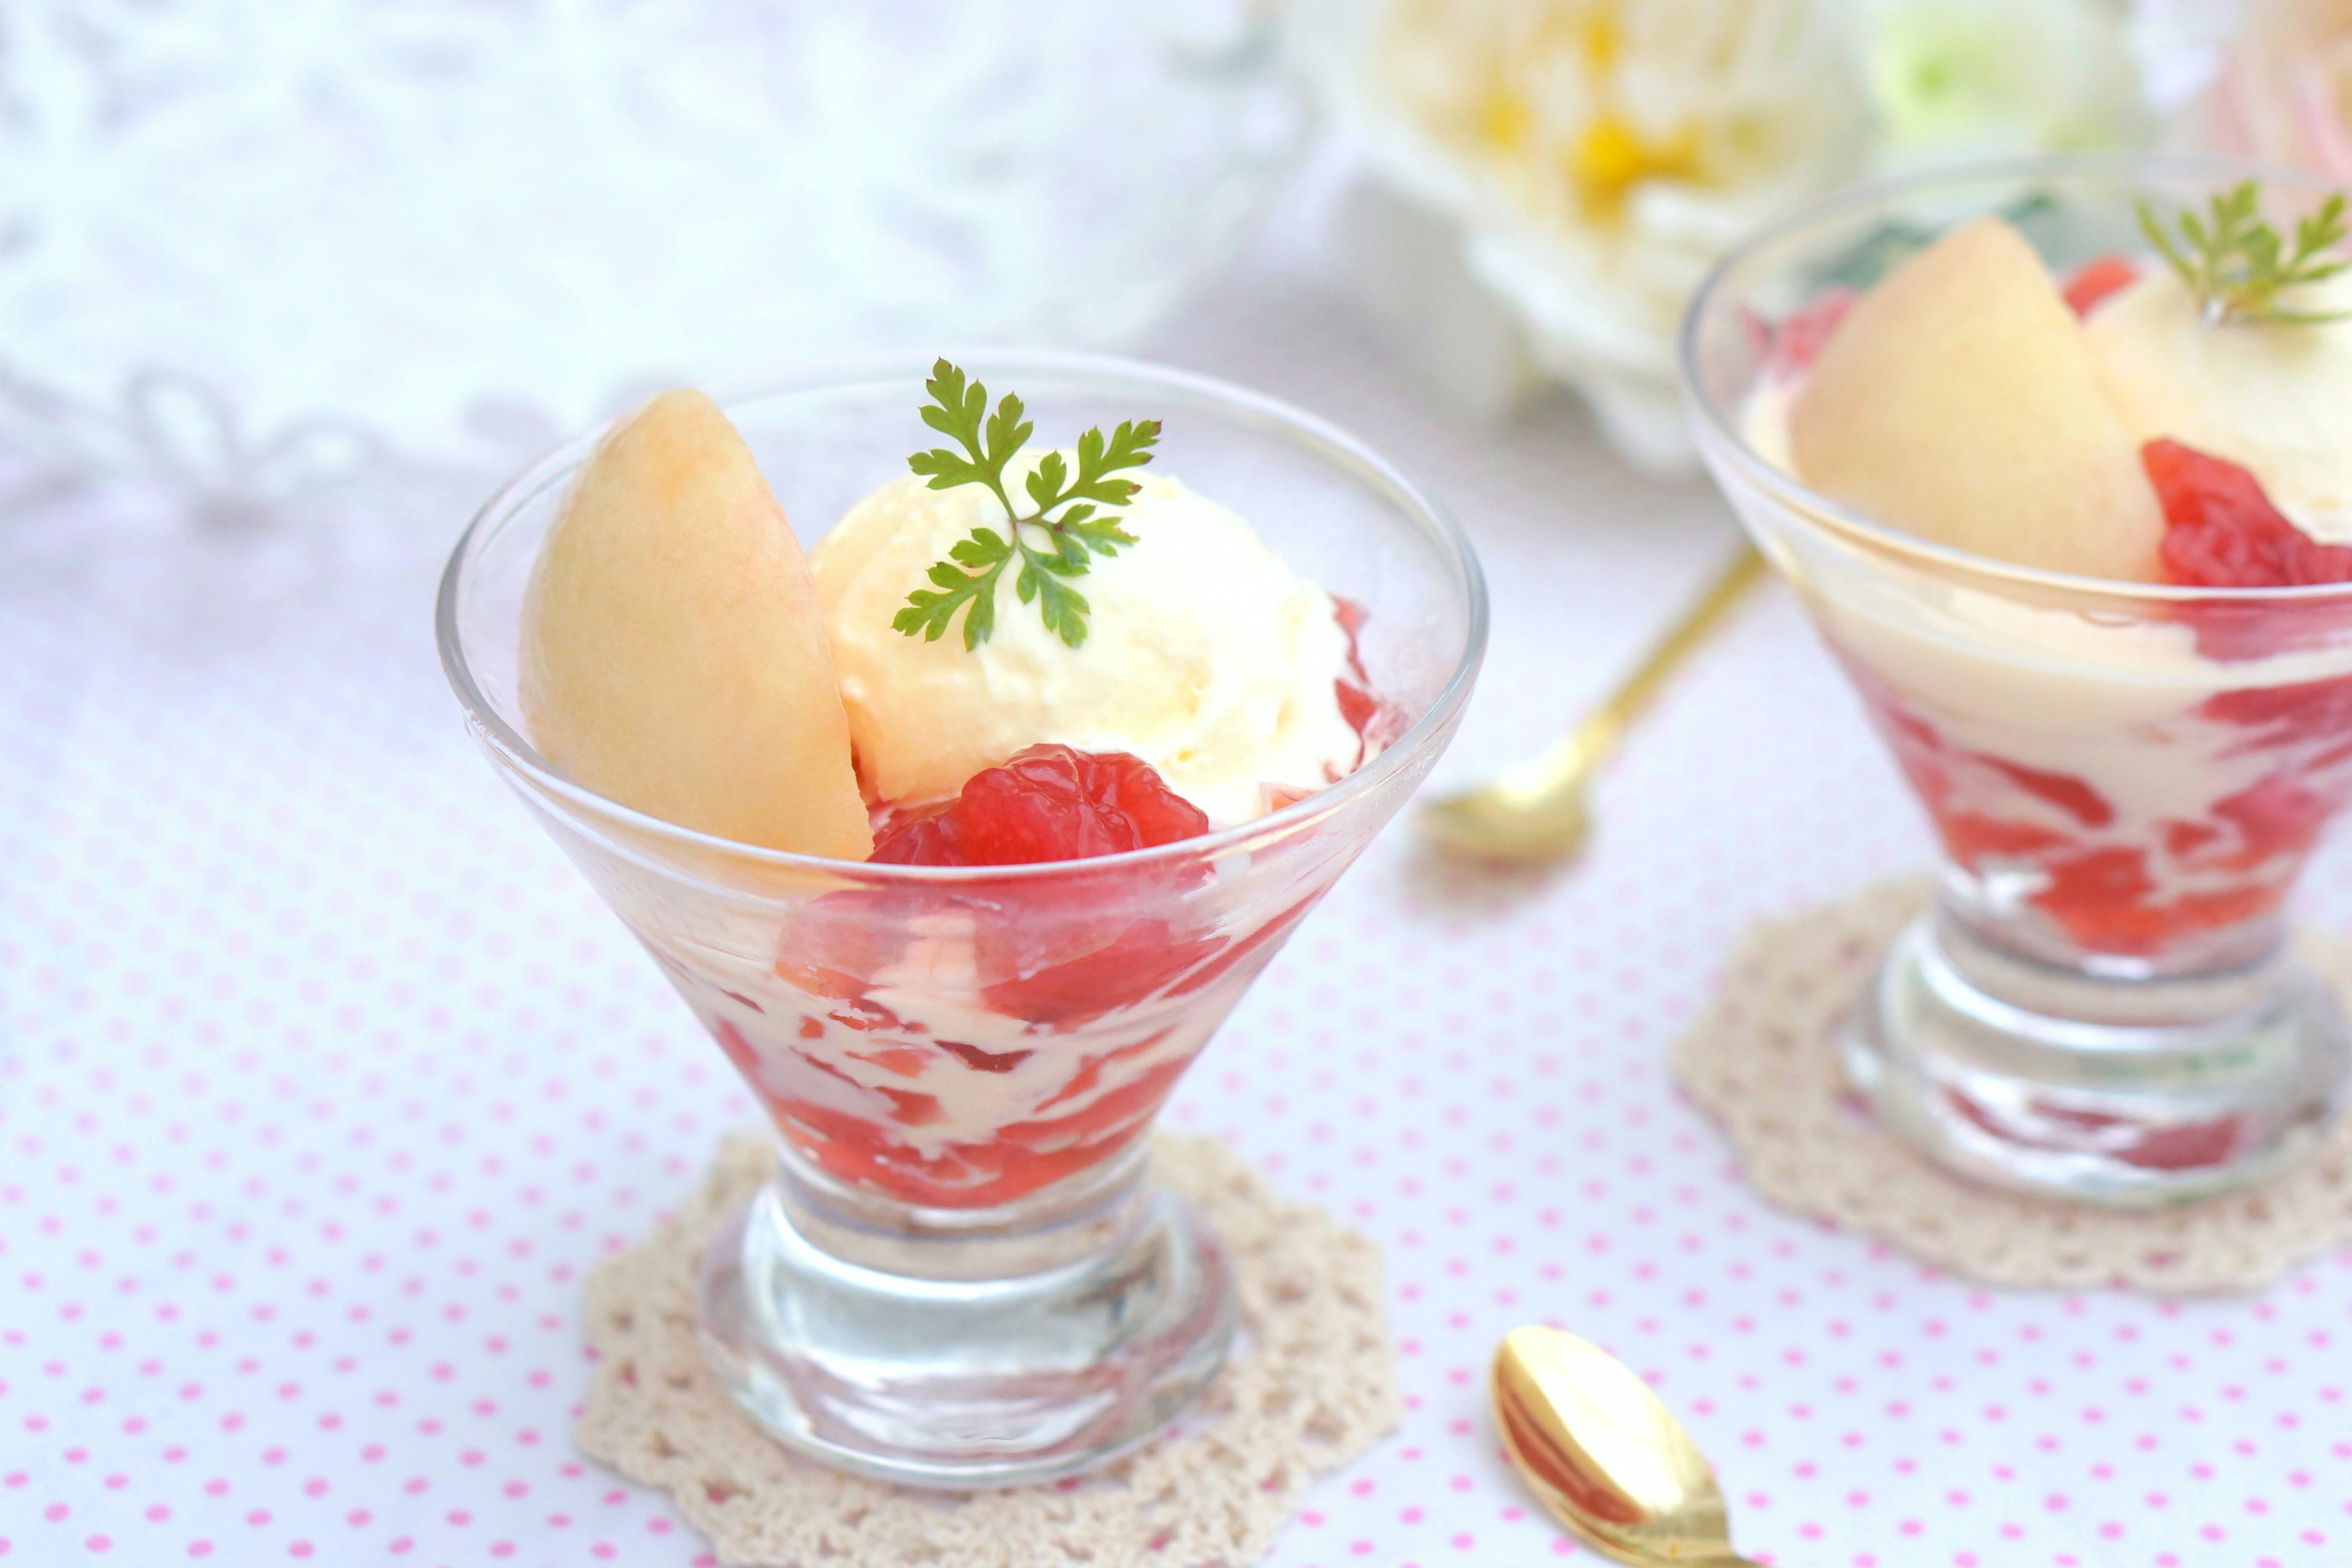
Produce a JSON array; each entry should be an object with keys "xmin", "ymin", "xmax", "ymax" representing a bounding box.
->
[{"xmin": 1492, "ymin": 1325, "xmax": 1762, "ymax": 1566}]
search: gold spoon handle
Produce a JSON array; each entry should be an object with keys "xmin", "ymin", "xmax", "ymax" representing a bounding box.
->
[
  {"xmin": 1502, "ymin": 539, "xmax": 1770, "ymax": 795},
  {"xmin": 1586, "ymin": 538, "xmax": 1768, "ymax": 750}
]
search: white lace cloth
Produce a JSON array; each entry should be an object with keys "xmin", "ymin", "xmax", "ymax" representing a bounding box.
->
[{"xmin": 0, "ymin": 0, "xmax": 1302, "ymax": 467}]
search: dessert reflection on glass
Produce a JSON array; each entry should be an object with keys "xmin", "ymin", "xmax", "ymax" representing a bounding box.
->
[
  {"xmin": 438, "ymin": 355, "xmax": 1484, "ymax": 1486},
  {"xmin": 1684, "ymin": 160, "xmax": 2352, "ymax": 1205}
]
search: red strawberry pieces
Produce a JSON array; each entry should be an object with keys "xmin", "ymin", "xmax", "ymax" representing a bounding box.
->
[
  {"xmin": 2060, "ymin": 255, "xmax": 2138, "ymax": 317},
  {"xmin": 870, "ymin": 744, "xmax": 1210, "ymax": 867},
  {"xmin": 2146, "ymin": 439, "xmax": 2352, "ymax": 590},
  {"xmin": 1767, "ymin": 287, "xmax": 1858, "ymax": 376}
]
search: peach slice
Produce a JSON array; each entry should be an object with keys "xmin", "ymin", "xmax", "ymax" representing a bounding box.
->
[
  {"xmin": 1790, "ymin": 217, "xmax": 2163, "ymax": 582},
  {"xmin": 518, "ymin": 390, "xmax": 873, "ymax": 860}
]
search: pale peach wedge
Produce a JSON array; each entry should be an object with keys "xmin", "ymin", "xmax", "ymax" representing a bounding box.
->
[
  {"xmin": 1790, "ymin": 217, "xmax": 2163, "ymax": 581},
  {"xmin": 518, "ymin": 390, "xmax": 873, "ymax": 860}
]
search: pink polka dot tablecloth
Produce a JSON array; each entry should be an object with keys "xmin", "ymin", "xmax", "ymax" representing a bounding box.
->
[{"xmin": 7, "ymin": 285, "xmax": 2352, "ymax": 1568}]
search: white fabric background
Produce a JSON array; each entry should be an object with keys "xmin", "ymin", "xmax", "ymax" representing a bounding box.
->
[{"xmin": 5, "ymin": 146, "xmax": 2351, "ymax": 1568}]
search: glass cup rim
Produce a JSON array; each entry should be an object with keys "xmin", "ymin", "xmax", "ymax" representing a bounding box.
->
[
  {"xmin": 435, "ymin": 345, "xmax": 1490, "ymax": 883},
  {"xmin": 1676, "ymin": 150, "xmax": 2352, "ymax": 606}
]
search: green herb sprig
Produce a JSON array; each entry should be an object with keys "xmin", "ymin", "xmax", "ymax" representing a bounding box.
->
[
  {"xmin": 891, "ymin": 359, "xmax": 1159, "ymax": 650},
  {"xmin": 2137, "ymin": 181, "xmax": 2350, "ymax": 326}
]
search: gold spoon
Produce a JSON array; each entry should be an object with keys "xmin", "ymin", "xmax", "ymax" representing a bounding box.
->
[
  {"xmin": 1418, "ymin": 541, "xmax": 1768, "ymax": 863},
  {"xmin": 1492, "ymin": 1325, "xmax": 1760, "ymax": 1566}
]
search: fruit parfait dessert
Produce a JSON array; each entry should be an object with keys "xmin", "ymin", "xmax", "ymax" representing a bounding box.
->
[
  {"xmin": 437, "ymin": 354, "xmax": 1483, "ymax": 1485},
  {"xmin": 1684, "ymin": 160, "xmax": 2352, "ymax": 1205}
]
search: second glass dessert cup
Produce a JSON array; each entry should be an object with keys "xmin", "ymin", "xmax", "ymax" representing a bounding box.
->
[
  {"xmin": 1683, "ymin": 157, "xmax": 2352, "ymax": 1207},
  {"xmin": 438, "ymin": 352, "xmax": 1487, "ymax": 1486}
]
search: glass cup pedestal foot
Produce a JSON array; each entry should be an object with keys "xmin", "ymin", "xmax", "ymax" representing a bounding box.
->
[
  {"xmin": 695, "ymin": 1137, "xmax": 1235, "ymax": 1488},
  {"xmin": 1844, "ymin": 903, "xmax": 2352, "ymax": 1206}
]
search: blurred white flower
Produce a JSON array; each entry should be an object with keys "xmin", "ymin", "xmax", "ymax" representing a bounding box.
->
[
  {"xmin": 1291, "ymin": 0, "xmax": 2149, "ymax": 474},
  {"xmin": 2203, "ymin": 0, "xmax": 2352, "ymax": 179},
  {"xmin": 1853, "ymin": 0, "xmax": 2145, "ymax": 167},
  {"xmin": 1292, "ymin": 0, "xmax": 1866, "ymax": 471}
]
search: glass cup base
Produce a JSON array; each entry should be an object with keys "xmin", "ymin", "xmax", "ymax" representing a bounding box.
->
[
  {"xmin": 694, "ymin": 1139, "xmax": 1235, "ymax": 1489},
  {"xmin": 1844, "ymin": 912, "xmax": 2352, "ymax": 1207}
]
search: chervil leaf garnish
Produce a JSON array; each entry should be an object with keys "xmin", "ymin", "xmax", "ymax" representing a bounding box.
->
[
  {"xmin": 891, "ymin": 527, "xmax": 1010, "ymax": 646},
  {"xmin": 2138, "ymin": 181, "xmax": 2351, "ymax": 326},
  {"xmin": 892, "ymin": 357, "xmax": 1159, "ymax": 650}
]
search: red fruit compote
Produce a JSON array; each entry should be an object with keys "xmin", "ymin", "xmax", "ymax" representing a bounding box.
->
[{"xmin": 663, "ymin": 712, "xmax": 1396, "ymax": 1213}]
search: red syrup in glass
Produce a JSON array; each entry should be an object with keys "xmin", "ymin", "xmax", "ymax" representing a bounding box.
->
[
  {"xmin": 1758, "ymin": 260, "xmax": 2352, "ymax": 958},
  {"xmin": 1836, "ymin": 444, "xmax": 2352, "ymax": 956},
  {"xmin": 669, "ymin": 605, "xmax": 1390, "ymax": 1207}
]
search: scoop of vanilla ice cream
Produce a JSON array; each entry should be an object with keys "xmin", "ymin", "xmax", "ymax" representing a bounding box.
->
[
  {"xmin": 809, "ymin": 464, "xmax": 1363, "ymax": 826},
  {"xmin": 2085, "ymin": 268, "xmax": 2352, "ymax": 538}
]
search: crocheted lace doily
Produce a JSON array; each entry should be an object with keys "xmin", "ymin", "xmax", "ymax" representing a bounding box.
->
[
  {"xmin": 1673, "ymin": 876, "xmax": 2352, "ymax": 1295},
  {"xmin": 576, "ymin": 1131, "xmax": 1400, "ymax": 1568}
]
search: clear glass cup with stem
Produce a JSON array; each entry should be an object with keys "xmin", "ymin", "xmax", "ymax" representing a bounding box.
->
[
  {"xmin": 1681, "ymin": 156, "xmax": 2352, "ymax": 1207},
  {"xmin": 437, "ymin": 350, "xmax": 1487, "ymax": 1486}
]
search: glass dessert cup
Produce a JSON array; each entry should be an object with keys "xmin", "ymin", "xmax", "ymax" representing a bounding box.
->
[
  {"xmin": 437, "ymin": 352, "xmax": 1487, "ymax": 1486},
  {"xmin": 1683, "ymin": 157, "xmax": 2352, "ymax": 1207}
]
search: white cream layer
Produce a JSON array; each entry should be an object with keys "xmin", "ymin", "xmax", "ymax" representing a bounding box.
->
[{"xmin": 811, "ymin": 466, "xmax": 1362, "ymax": 827}]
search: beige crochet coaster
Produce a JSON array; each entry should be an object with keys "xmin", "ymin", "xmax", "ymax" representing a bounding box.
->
[
  {"xmin": 1673, "ymin": 876, "xmax": 2352, "ymax": 1294},
  {"xmin": 575, "ymin": 1131, "xmax": 1400, "ymax": 1568}
]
